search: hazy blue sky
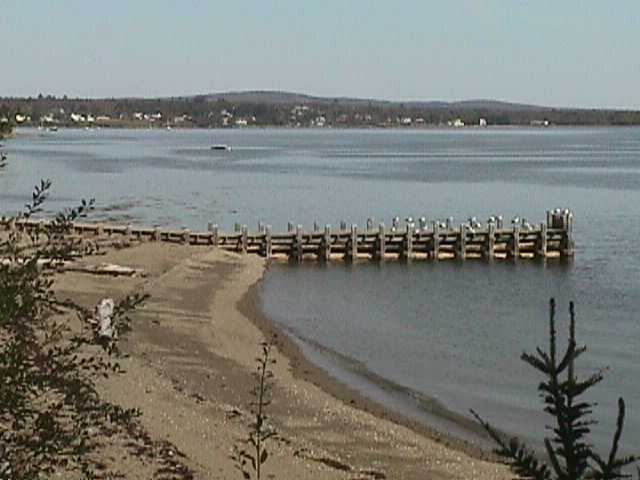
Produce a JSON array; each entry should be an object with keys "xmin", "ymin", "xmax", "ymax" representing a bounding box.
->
[{"xmin": 2, "ymin": 1, "xmax": 639, "ymax": 108}]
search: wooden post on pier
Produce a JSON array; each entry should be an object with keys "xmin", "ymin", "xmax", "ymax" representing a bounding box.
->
[
  {"xmin": 367, "ymin": 218, "xmax": 374, "ymax": 231},
  {"xmin": 153, "ymin": 227, "xmax": 161, "ymax": 241},
  {"xmin": 375, "ymin": 223, "xmax": 386, "ymax": 261},
  {"xmin": 457, "ymin": 224, "xmax": 466, "ymax": 260},
  {"xmin": 320, "ymin": 225, "xmax": 331, "ymax": 262},
  {"xmin": 510, "ymin": 224, "xmax": 520, "ymax": 259},
  {"xmin": 546, "ymin": 210, "xmax": 552, "ymax": 228},
  {"xmin": 294, "ymin": 225, "xmax": 303, "ymax": 262},
  {"xmin": 240, "ymin": 225, "xmax": 248, "ymax": 254},
  {"xmin": 561, "ymin": 212, "xmax": 574, "ymax": 257},
  {"xmin": 431, "ymin": 221, "xmax": 440, "ymax": 260},
  {"xmin": 402, "ymin": 224, "xmax": 413, "ymax": 260},
  {"xmin": 484, "ymin": 222, "xmax": 495, "ymax": 259},
  {"xmin": 263, "ymin": 225, "xmax": 272, "ymax": 259},
  {"xmin": 537, "ymin": 222, "xmax": 547, "ymax": 258},
  {"xmin": 346, "ymin": 224, "xmax": 358, "ymax": 262},
  {"xmin": 288, "ymin": 222, "xmax": 294, "ymax": 233}
]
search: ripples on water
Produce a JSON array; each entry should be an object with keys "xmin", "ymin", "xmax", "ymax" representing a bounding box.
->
[{"xmin": 1, "ymin": 127, "xmax": 638, "ymax": 453}]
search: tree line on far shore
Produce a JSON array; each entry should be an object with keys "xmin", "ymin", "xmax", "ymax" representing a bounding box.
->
[{"xmin": 2, "ymin": 94, "xmax": 640, "ymax": 129}]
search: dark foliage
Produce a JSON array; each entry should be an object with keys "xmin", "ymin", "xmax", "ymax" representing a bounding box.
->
[
  {"xmin": 472, "ymin": 299, "xmax": 638, "ymax": 480},
  {"xmin": 0, "ymin": 172, "xmax": 150, "ymax": 478}
]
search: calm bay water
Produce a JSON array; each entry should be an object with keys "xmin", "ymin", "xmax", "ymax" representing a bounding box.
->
[{"xmin": 1, "ymin": 127, "xmax": 638, "ymax": 452}]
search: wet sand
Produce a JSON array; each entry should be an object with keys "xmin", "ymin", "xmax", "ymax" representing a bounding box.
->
[{"xmin": 54, "ymin": 242, "xmax": 512, "ymax": 479}]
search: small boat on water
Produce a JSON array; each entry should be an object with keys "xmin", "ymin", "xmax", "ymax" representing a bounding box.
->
[{"xmin": 211, "ymin": 144, "xmax": 232, "ymax": 151}]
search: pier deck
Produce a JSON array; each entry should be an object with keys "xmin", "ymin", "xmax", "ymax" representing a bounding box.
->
[{"xmin": 1, "ymin": 210, "xmax": 574, "ymax": 263}]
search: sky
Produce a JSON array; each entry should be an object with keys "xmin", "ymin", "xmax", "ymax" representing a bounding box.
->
[{"xmin": 2, "ymin": 1, "xmax": 639, "ymax": 108}]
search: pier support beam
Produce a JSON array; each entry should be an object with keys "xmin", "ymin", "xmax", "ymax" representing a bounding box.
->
[
  {"xmin": 509, "ymin": 224, "xmax": 520, "ymax": 259},
  {"xmin": 291, "ymin": 225, "xmax": 303, "ymax": 263},
  {"xmin": 431, "ymin": 221, "xmax": 440, "ymax": 260},
  {"xmin": 402, "ymin": 224, "xmax": 413, "ymax": 261},
  {"xmin": 561, "ymin": 211, "xmax": 574, "ymax": 257},
  {"xmin": 263, "ymin": 225, "xmax": 272, "ymax": 259},
  {"xmin": 346, "ymin": 224, "xmax": 358, "ymax": 262},
  {"xmin": 375, "ymin": 223, "xmax": 386, "ymax": 261},
  {"xmin": 484, "ymin": 223, "xmax": 495, "ymax": 259},
  {"xmin": 319, "ymin": 225, "xmax": 331, "ymax": 262},
  {"xmin": 456, "ymin": 224, "xmax": 466, "ymax": 260},
  {"xmin": 537, "ymin": 222, "xmax": 547, "ymax": 258},
  {"xmin": 239, "ymin": 225, "xmax": 248, "ymax": 254}
]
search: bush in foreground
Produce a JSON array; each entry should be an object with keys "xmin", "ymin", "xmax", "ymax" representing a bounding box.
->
[
  {"xmin": 472, "ymin": 299, "xmax": 638, "ymax": 480},
  {"xmin": 0, "ymin": 174, "xmax": 146, "ymax": 478}
]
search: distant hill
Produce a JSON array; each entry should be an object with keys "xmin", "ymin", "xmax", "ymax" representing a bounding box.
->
[
  {"xmin": 200, "ymin": 90, "xmax": 546, "ymax": 111},
  {"xmin": 3, "ymin": 90, "xmax": 639, "ymax": 127}
]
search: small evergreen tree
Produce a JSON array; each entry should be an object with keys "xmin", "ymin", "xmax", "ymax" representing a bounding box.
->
[{"xmin": 472, "ymin": 299, "xmax": 638, "ymax": 480}]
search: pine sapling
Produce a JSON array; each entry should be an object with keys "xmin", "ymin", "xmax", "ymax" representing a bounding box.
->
[{"xmin": 472, "ymin": 298, "xmax": 638, "ymax": 480}]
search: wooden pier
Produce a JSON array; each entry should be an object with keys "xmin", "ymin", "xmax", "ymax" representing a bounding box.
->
[{"xmin": 1, "ymin": 209, "xmax": 574, "ymax": 263}]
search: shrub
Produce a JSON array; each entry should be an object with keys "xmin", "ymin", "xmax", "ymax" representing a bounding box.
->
[
  {"xmin": 0, "ymin": 174, "xmax": 146, "ymax": 479},
  {"xmin": 472, "ymin": 299, "xmax": 638, "ymax": 480}
]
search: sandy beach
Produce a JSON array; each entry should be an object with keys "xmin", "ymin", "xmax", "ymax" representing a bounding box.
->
[{"xmin": 53, "ymin": 242, "xmax": 513, "ymax": 479}]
